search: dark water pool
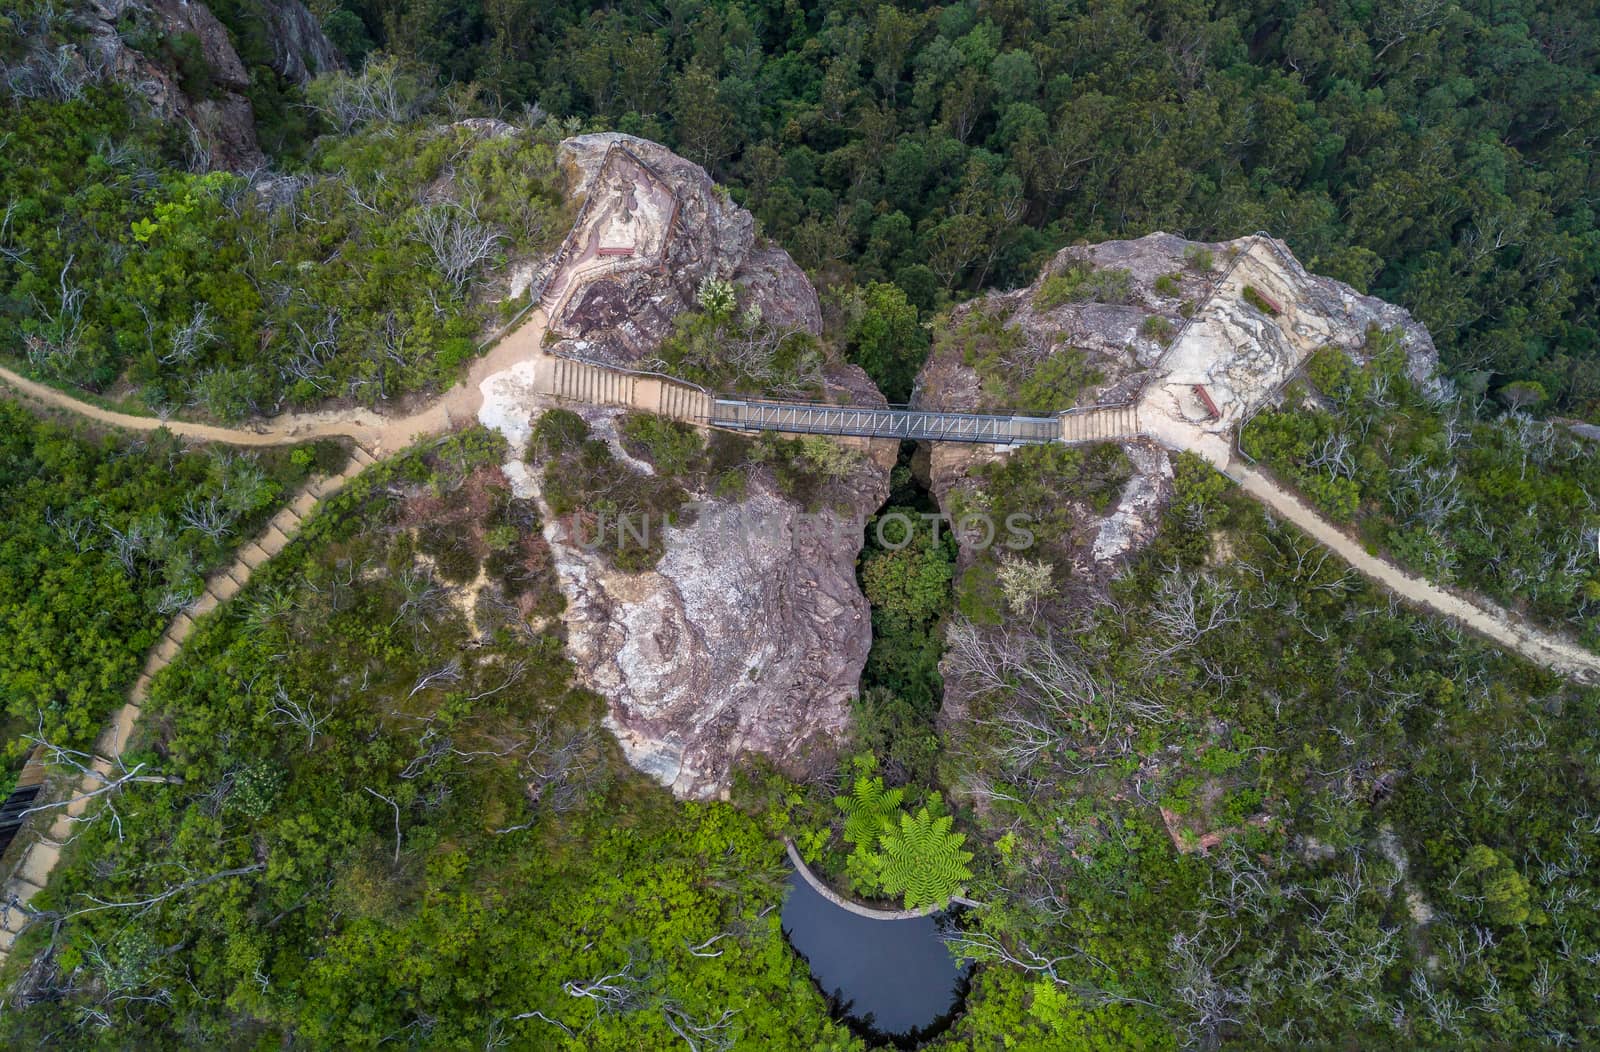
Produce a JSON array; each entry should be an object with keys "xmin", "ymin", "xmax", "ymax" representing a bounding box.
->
[{"xmin": 781, "ymin": 871, "xmax": 970, "ymax": 1046}]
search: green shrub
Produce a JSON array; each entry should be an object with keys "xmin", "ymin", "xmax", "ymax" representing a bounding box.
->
[
  {"xmin": 1034, "ymin": 263, "xmax": 1135, "ymax": 309},
  {"xmin": 619, "ymin": 412, "xmax": 704, "ymax": 476},
  {"xmin": 1243, "ymin": 285, "xmax": 1280, "ymax": 316},
  {"xmin": 1154, "ymin": 273, "xmax": 1182, "ymax": 297},
  {"xmin": 1140, "ymin": 315, "xmax": 1176, "ymax": 342},
  {"xmin": 1183, "ymin": 244, "xmax": 1215, "ymax": 272}
]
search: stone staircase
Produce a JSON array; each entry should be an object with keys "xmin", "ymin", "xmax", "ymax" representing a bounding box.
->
[
  {"xmin": 0, "ymin": 442, "xmax": 378, "ymax": 959},
  {"xmin": 546, "ymin": 356, "xmax": 712, "ymax": 424},
  {"xmin": 1060, "ymin": 404, "xmax": 1142, "ymax": 445}
]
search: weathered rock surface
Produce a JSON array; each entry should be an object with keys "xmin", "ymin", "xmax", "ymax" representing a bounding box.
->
[
  {"xmin": 918, "ymin": 232, "xmax": 1435, "ymax": 416},
  {"xmin": 78, "ymin": 0, "xmax": 340, "ymax": 170},
  {"xmin": 472, "ymin": 132, "xmax": 892, "ymax": 797},
  {"xmin": 531, "ymin": 411, "xmax": 891, "ymax": 799},
  {"xmin": 919, "ymin": 231, "xmax": 1438, "ymax": 578},
  {"xmin": 548, "ymin": 132, "xmax": 824, "ymax": 363}
]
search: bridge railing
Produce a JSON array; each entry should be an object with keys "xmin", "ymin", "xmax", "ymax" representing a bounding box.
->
[{"xmin": 712, "ymin": 399, "xmax": 1060, "ymax": 444}]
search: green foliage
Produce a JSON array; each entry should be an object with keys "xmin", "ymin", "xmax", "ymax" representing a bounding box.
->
[
  {"xmin": 1242, "ymin": 285, "xmax": 1280, "ymax": 316},
  {"xmin": 1035, "ymin": 263, "xmax": 1135, "ymax": 310},
  {"xmin": 944, "ymin": 439, "xmax": 1600, "ymax": 1046},
  {"xmin": 834, "ymin": 762, "xmax": 905, "ymax": 849},
  {"xmin": 877, "ymin": 805, "xmax": 973, "ymax": 910},
  {"xmin": 858, "ymin": 504, "xmax": 956, "ymax": 722},
  {"xmin": 618, "ymin": 412, "xmax": 704, "ymax": 476},
  {"xmin": 1182, "ymin": 245, "xmax": 1214, "ymax": 273},
  {"xmin": 529, "ymin": 412, "xmax": 688, "ymax": 573},
  {"xmin": 1455, "ymin": 844, "xmax": 1540, "ymax": 928},
  {"xmin": 943, "ymin": 308, "xmax": 1103, "ymax": 412},
  {"xmin": 0, "ymin": 88, "xmax": 566, "ymax": 416},
  {"xmin": 3, "ymin": 428, "xmax": 855, "ymax": 1049},
  {"xmin": 1140, "ymin": 315, "xmax": 1175, "ymax": 342},
  {"xmin": 840, "ymin": 281, "xmax": 929, "ymax": 403},
  {"xmin": 851, "ymin": 687, "xmax": 940, "ymax": 785},
  {"xmin": 656, "ymin": 309, "xmax": 825, "ymax": 398},
  {"xmin": 694, "ymin": 276, "xmax": 737, "ymax": 320},
  {"xmin": 1245, "ymin": 338, "xmax": 1600, "ymax": 642},
  {"xmin": 0, "ymin": 400, "xmax": 300, "ymax": 750}
]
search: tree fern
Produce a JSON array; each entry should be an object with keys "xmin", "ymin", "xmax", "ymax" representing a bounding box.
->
[
  {"xmin": 834, "ymin": 774, "xmax": 903, "ymax": 848},
  {"xmin": 878, "ymin": 806, "xmax": 973, "ymax": 910}
]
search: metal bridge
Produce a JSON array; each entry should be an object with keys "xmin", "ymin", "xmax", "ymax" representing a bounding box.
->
[{"xmin": 710, "ymin": 399, "xmax": 1142, "ymax": 446}]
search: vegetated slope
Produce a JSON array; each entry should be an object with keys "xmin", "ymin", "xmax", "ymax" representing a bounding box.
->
[
  {"xmin": 334, "ymin": 0, "xmax": 1600, "ymax": 416},
  {"xmin": 932, "ymin": 452, "xmax": 1600, "ymax": 1047},
  {"xmin": 0, "ymin": 428, "xmax": 859, "ymax": 1050},
  {"xmin": 1245, "ymin": 341, "xmax": 1600, "ymax": 652},
  {"xmin": 0, "ymin": 398, "xmax": 319, "ymax": 755},
  {"xmin": 2, "ymin": 9, "xmax": 570, "ymax": 419}
]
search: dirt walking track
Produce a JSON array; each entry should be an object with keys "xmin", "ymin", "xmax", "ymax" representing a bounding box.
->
[{"xmin": 2, "ymin": 284, "xmax": 1598, "ymax": 959}]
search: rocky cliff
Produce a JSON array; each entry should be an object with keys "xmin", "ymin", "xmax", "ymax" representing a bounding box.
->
[
  {"xmin": 547, "ymin": 133, "xmax": 825, "ymax": 364},
  {"xmin": 76, "ymin": 0, "xmax": 340, "ymax": 170},
  {"xmin": 476, "ymin": 134, "xmax": 893, "ymax": 798},
  {"xmin": 919, "ymin": 232, "xmax": 1438, "ymax": 573},
  {"xmin": 537, "ymin": 413, "xmax": 890, "ymax": 799}
]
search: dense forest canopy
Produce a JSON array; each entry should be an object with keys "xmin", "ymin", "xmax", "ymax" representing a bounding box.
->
[
  {"xmin": 319, "ymin": 0, "xmax": 1600, "ymax": 416},
  {"xmin": 5, "ymin": 1, "xmax": 1600, "ymax": 1048}
]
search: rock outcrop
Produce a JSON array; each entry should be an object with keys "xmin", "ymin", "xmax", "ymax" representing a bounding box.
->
[
  {"xmin": 546, "ymin": 133, "xmax": 824, "ymax": 363},
  {"xmin": 538, "ymin": 413, "xmax": 890, "ymax": 799},
  {"xmin": 77, "ymin": 0, "xmax": 340, "ymax": 170},
  {"xmin": 918, "ymin": 232, "xmax": 1439, "ymax": 577},
  {"xmin": 473, "ymin": 133, "xmax": 892, "ymax": 798}
]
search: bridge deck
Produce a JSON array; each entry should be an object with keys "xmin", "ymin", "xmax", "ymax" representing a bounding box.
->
[
  {"xmin": 711, "ymin": 399, "xmax": 1142, "ymax": 446},
  {"xmin": 712, "ymin": 400, "xmax": 1062, "ymax": 444}
]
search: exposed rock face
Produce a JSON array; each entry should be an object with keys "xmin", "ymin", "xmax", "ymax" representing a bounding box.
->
[
  {"xmin": 79, "ymin": 0, "xmax": 340, "ymax": 171},
  {"xmin": 472, "ymin": 133, "xmax": 891, "ymax": 798},
  {"xmin": 919, "ymin": 232, "xmax": 1439, "ymax": 578},
  {"xmin": 554, "ymin": 415, "xmax": 888, "ymax": 797},
  {"xmin": 918, "ymin": 232, "xmax": 1436, "ymax": 416},
  {"xmin": 256, "ymin": 0, "xmax": 342, "ymax": 84},
  {"xmin": 547, "ymin": 133, "xmax": 823, "ymax": 364},
  {"xmin": 513, "ymin": 410, "xmax": 890, "ymax": 799}
]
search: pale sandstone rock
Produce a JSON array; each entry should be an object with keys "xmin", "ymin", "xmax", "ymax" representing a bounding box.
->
[
  {"xmin": 549, "ymin": 133, "xmax": 824, "ymax": 362},
  {"xmin": 536, "ymin": 411, "xmax": 889, "ymax": 799}
]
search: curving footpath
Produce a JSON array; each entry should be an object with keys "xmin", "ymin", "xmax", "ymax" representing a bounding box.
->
[
  {"xmin": 0, "ymin": 445, "xmax": 377, "ymax": 961},
  {"xmin": 783, "ymin": 839, "xmax": 975, "ymax": 921},
  {"xmin": 1225, "ymin": 462, "xmax": 1600, "ymax": 685},
  {"xmin": 4, "ymin": 271, "xmax": 1600, "ymax": 967},
  {"xmin": 2, "ymin": 307, "xmax": 1599, "ymax": 695}
]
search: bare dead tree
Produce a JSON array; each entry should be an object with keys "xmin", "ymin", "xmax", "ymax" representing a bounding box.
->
[
  {"xmin": 363, "ymin": 786, "xmax": 403, "ymax": 865},
  {"xmin": 160, "ymin": 303, "xmax": 218, "ymax": 365},
  {"xmin": 269, "ymin": 684, "xmax": 328, "ymax": 752},
  {"xmin": 0, "ymin": 199, "xmax": 25, "ymax": 265},
  {"xmin": 44, "ymin": 506, "xmax": 96, "ymax": 553},
  {"xmin": 1168, "ymin": 928, "xmax": 1250, "ymax": 1049},
  {"xmin": 179, "ymin": 494, "xmax": 234, "ymax": 541},
  {"xmin": 1140, "ymin": 563, "xmax": 1243, "ymax": 666},
  {"xmin": 661, "ymin": 1004, "xmax": 737, "ymax": 1052},
  {"xmin": 492, "ymin": 721, "xmax": 602, "ymax": 831},
  {"xmin": 18, "ymin": 729, "xmax": 184, "ymax": 843},
  {"xmin": 562, "ymin": 957, "xmax": 646, "ymax": 1014},
  {"xmin": 100, "ymin": 520, "xmax": 151, "ymax": 575},
  {"xmin": 53, "ymin": 862, "xmax": 266, "ymax": 922},
  {"xmin": 2, "ymin": 37, "xmax": 97, "ymax": 102},
  {"xmin": 390, "ymin": 566, "xmax": 448, "ymax": 632},
  {"xmin": 410, "ymin": 201, "xmax": 504, "ymax": 293},
  {"xmin": 399, "ymin": 727, "xmax": 453, "ymax": 781},
  {"xmin": 25, "ymin": 255, "xmax": 84, "ymax": 376},
  {"xmin": 1371, "ymin": 0, "xmax": 1451, "ymax": 64},
  {"xmin": 408, "ymin": 659, "xmax": 463, "ymax": 699}
]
